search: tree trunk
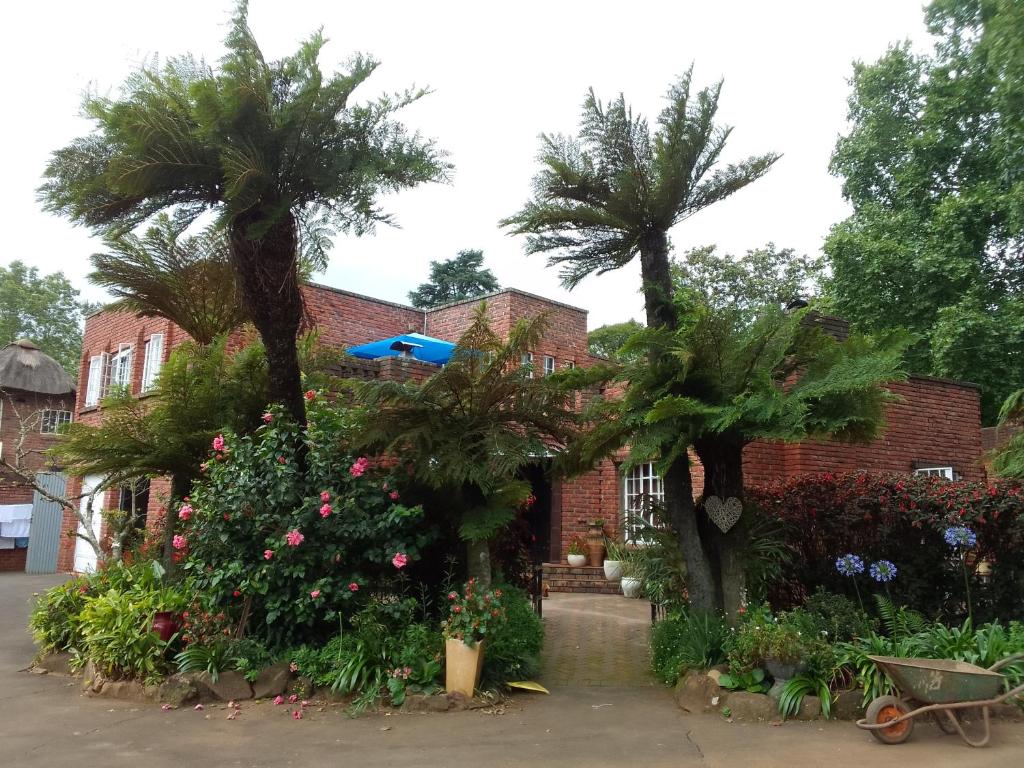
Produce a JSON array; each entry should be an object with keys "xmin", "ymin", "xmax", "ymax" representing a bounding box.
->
[
  {"xmin": 694, "ymin": 434, "xmax": 747, "ymax": 625},
  {"xmin": 163, "ymin": 473, "xmax": 192, "ymax": 576},
  {"xmin": 229, "ymin": 210, "xmax": 306, "ymax": 428},
  {"xmin": 466, "ymin": 538, "xmax": 492, "ymax": 590},
  {"xmin": 637, "ymin": 229, "xmax": 717, "ymax": 609}
]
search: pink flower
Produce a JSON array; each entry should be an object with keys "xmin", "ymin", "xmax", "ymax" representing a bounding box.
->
[
  {"xmin": 382, "ymin": 482, "xmax": 389, "ymax": 491},
  {"xmin": 392, "ymin": 552, "xmax": 408, "ymax": 569},
  {"xmin": 319, "ymin": 503, "xmax": 332, "ymax": 519},
  {"xmin": 289, "ymin": 662, "xmax": 299, "ymax": 673},
  {"xmin": 172, "ymin": 534, "xmax": 187, "ymax": 550},
  {"xmin": 348, "ymin": 582, "xmax": 359, "ymax": 592},
  {"xmin": 232, "ymin": 590, "xmax": 241, "ymax": 597},
  {"xmin": 212, "ymin": 434, "xmax": 225, "ymax": 452},
  {"xmin": 349, "ymin": 456, "xmax": 369, "ymax": 478},
  {"xmin": 285, "ymin": 529, "xmax": 304, "ymax": 547},
  {"xmin": 262, "ymin": 412, "xmax": 273, "ymax": 424},
  {"xmin": 304, "ymin": 390, "xmax": 316, "ymax": 401},
  {"xmin": 389, "ymin": 490, "xmax": 400, "ymax": 501},
  {"xmin": 178, "ymin": 504, "xmax": 192, "ymax": 521},
  {"xmin": 278, "ymin": 455, "xmax": 287, "ymax": 464},
  {"xmin": 288, "ymin": 694, "xmax": 298, "ymax": 703},
  {"xmin": 320, "ymin": 490, "xmax": 331, "ymax": 503},
  {"xmin": 273, "ymin": 695, "xmax": 284, "ymax": 705},
  {"xmin": 263, "ymin": 549, "xmax": 274, "ymax": 561},
  {"xmin": 310, "ymin": 589, "xmax": 321, "ymax": 599},
  {"xmin": 292, "ymin": 709, "xmax": 302, "ymax": 720}
]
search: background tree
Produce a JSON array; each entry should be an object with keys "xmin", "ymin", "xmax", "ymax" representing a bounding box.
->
[
  {"xmin": 824, "ymin": 0, "xmax": 1024, "ymax": 423},
  {"xmin": 353, "ymin": 305, "xmax": 578, "ymax": 586},
  {"xmin": 407, "ymin": 249, "xmax": 499, "ymax": 309},
  {"xmin": 587, "ymin": 320, "xmax": 644, "ymax": 362},
  {"xmin": 0, "ymin": 261, "xmax": 89, "ymax": 375},
  {"xmin": 503, "ymin": 68, "xmax": 779, "ymax": 608},
  {"xmin": 39, "ymin": 3, "xmax": 448, "ymax": 426},
  {"xmin": 990, "ymin": 388, "xmax": 1024, "ymax": 479},
  {"xmin": 89, "ymin": 214, "xmax": 246, "ymax": 345}
]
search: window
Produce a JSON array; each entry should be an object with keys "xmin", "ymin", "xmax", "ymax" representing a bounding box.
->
[
  {"xmin": 108, "ymin": 344, "xmax": 133, "ymax": 392},
  {"xmin": 623, "ymin": 462, "xmax": 664, "ymax": 541},
  {"xmin": 521, "ymin": 352, "xmax": 534, "ymax": 378},
  {"xmin": 84, "ymin": 353, "xmax": 107, "ymax": 407},
  {"xmin": 914, "ymin": 466, "xmax": 955, "ymax": 480},
  {"xmin": 40, "ymin": 410, "xmax": 72, "ymax": 434},
  {"xmin": 564, "ymin": 360, "xmax": 576, "ymax": 370},
  {"xmin": 543, "ymin": 355, "xmax": 555, "ymax": 375},
  {"xmin": 141, "ymin": 334, "xmax": 164, "ymax": 391}
]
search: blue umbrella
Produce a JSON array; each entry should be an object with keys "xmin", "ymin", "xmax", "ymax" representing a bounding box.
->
[{"xmin": 347, "ymin": 333, "xmax": 456, "ymax": 365}]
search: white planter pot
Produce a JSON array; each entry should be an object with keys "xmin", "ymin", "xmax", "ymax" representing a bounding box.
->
[
  {"xmin": 567, "ymin": 554, "xmax": 587, "ymax": 567},
  {"xmin": 603, "ymin": 560, "xmax": 623, "ymax": 581},
  {"xmin": 620, "ymin": 576, "xmax": 642, "ymax": 598}
]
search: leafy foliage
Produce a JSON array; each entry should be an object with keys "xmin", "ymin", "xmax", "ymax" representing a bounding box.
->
[
  {"xmin": 991, "ymin": 388, "xmax": 1024, "ymax": 479},
  {"xmin": 587, "ymin": 320, "xmax": 645, "ymax": 362},
  {"xmin": 0, "ymin": 261, "xmax": 90, "ymax": 374},
  {"xmin": 29, "ymin": 577, "xmax": 91, "ymax": 655},
  {"xmin": 650, "ymin": 609, "xmax": 730, "ymax": 684},
  {"xmin": 180, "ymin": 397, "xmax": 433, "ymax": 648},
  {"xmin": 718, "ymin": 667, "xmax": 769, "ymax": 694},
  {"xmin": 407, "ymin": 249, "xmax": 499, "ymax": 309},
  {"xmin": 824, "ymin": 0, "xmax": 1024, "ymax": 422},
  {"xmin": 779, "ymin": 674, "xmax": 832, "ymax": 719},
  {"xmin": 480, "ymin": 586, "xmax": 544, "ymax": 686}
]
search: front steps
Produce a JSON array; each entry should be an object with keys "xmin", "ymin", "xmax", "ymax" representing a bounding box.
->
[{"xmin": 542, "ymin": 562, "xmax": 621, "ymax": 595}]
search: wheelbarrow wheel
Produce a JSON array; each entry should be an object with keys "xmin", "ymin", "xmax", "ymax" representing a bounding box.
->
[{"xmin": 865, "ymin": 695, "xmax": 915, "ymax": 744}]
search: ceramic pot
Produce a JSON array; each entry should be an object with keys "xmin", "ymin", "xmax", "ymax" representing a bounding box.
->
[
  {"xmin": 445, "ymin": 638, "xmax": 485, "ymax": 698},
  {"xmin": 603, "ymin": 560, "xmax": 623, "ymax": 581},
  {"xmin": 567, "ymin": 553, "xmax": 587, "ymax": 567},
  {"xmin": 586, "ymin": 538, "xmax": 605, "ymax": 567},
  {"xmin": 151, "ymin": 611, "xmax": 179, "ymax": 642},
  {"xmin": 620, "ymin": 576, "xmax": 642, "ymax": 598}
]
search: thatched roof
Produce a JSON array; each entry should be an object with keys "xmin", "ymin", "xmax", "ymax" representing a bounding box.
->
[{"xmin": 0, "ymin": 340, "xmax": 76, "ymax": 395}]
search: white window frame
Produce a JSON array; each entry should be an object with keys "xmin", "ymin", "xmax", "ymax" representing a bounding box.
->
[
  {"xmin": 543, "ymin": 355, "xmax": 555, "ymax": 376},
  {"xmin": 521, "ymin": 352, "xmax": 534, "ymax": 378},
  {"xmin": 84, "ymin": 353, "xmax": 107, "ymax": 407},
  {"xmin": 914, "ymin": 466, "xmax": 955, "ymax": 480},
  {"xmin": 623, "ymin": 462, "xmax": 665, "ymax": 542},
  {"xmin": 108, "ymin": 344, "xmax": 134, "ymax": 393},
  {"xmin": 141, "ymin": 334, "xmax": 164, "ymax": 392},
  {"xmin": 564, "ymin": 360, "xmax": 576, "ymax": 370},
  {"xmin": 40, "ymin": 409, "xmax": 72, "ymax": 434}
]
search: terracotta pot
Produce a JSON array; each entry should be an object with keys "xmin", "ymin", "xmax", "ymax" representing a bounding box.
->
[
  {"xmin": 567, "ymin": 553, "xmax": 587, "ymax": 567},
  {"xmin": 586, "ymin": 538, "xmax": 605, "ymax": 567},
  {"xmin": 445, "ymin": 638, "xmax": 485, "ymax": 698},
  {"xmin": 151, "ymin": 611, "xmax": 179, "ymax": 642}
]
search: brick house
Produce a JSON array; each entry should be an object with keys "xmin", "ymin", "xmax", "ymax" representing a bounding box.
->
[
  {"xmin": 0, "ymin": 340, "xmax": 76, "ymax": 572},
  {"xmin": 62, "ymin": 283, "xmax": 985, "ymax": 581}
]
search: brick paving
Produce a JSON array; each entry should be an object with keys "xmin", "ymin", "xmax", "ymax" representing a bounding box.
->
[{"xmin": 539, "ymin": 592, "xmax": 656, "ymax": 688}]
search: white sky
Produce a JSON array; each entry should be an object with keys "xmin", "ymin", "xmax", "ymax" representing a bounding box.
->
[{"xmin": 1, "ymin": 0, "xmax": 932, "ymax": 329}]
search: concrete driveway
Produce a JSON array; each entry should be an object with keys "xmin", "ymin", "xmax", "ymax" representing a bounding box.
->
[{"xmin": 2, "ymin": 573, "xmax": 1021, "ymax": 768}]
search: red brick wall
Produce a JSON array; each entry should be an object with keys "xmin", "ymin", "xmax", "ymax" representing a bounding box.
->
[{"xmin": 303, "ymin": 283, "xmax": 424, "ymax": 348}]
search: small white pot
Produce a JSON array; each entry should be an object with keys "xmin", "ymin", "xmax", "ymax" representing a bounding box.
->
[
  {"xmin": 603, "ymin": 560, "xmax": 623, "ymax": 581},
  {"xmin": 620, "ymin": 576, "xmax": 642, "ymax": 598},
  {"xmin": 567, "ymin": 553, "xmax": 587, "ymax": 567}
]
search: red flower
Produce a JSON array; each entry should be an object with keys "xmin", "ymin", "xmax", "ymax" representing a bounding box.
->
[
  {"xmin": 348, "ymin": 582, "xmax": 359, "ymax": 592},
  {"xmin": 233, "ymin": 590, "xmax": 241, "ymax": 597},
  {"xmin": 304, "ymin": 390, "xmax": 316, "ymax": 401}
]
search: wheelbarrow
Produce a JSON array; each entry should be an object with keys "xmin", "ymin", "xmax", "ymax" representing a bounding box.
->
[{"xmin": 856, "ymin": 654, "xmax": 1024, "ymax": 747}]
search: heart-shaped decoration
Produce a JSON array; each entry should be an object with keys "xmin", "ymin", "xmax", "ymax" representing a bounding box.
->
[{"xmin": 705, "ymin": 495, "xmax": 742, "ymax": 533}]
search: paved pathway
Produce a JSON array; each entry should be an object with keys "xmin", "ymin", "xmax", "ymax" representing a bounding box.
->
[{"xmin": 539, "ymin": 592, "xmax": 655, "ymax": 688}]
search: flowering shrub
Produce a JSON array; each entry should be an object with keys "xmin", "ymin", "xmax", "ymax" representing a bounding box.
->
[
  {"xmin": 442, "ymin": 579, "xmax": 505, "ymax": 644},
  {"xmin": 749, "ymin": 472, "xmax": 1024, "ymax": 621},
  {"xmin": 180, "ymin": 398, "xmax": 433, "ymax": 648}
]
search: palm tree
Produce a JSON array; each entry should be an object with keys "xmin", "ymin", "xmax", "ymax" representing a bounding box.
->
[
  {"xmin": 503, "ymin": 69, "xmax": 779, "ymax": 609},
  {"xmin": 90, "ymin": 214, "xmax": 246, "ymax": 345},
  {"xmin": 352, "ymin": 304, "xmax": 579, "ymax": 586},
  {"xmin": 40, "ymin": 3, "xmax": 448, "ymax": 425}
]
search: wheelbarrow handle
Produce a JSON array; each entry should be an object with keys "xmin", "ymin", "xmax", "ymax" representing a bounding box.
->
[{"xmin": 988, "ymin": 653, "xmax": 1024, "ymax": 673}]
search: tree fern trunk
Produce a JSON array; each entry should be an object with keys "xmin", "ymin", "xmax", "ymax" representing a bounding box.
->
[{"xmin": 229, "ymin": 210, "xmax": 306, "ymax": 429}]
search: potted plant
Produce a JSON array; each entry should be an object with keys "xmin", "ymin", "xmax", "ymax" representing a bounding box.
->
[
  {"xmin": 442, "ymin": 579, "xmax": 505, "ymax": 698},
  {"xmin": 567, "ymin": 536, "xmax": 587, "ymax": 567},
  {"xmin": 619, "ymin": 553, "xmax": 643, "ymax": 598},
  {"xmin": 603, "ymin": 538, "xmax": 627, "ymax": 581},
  {"xmin": 585, "ymin": 519, "xmax": 606, "ymax": 567}
]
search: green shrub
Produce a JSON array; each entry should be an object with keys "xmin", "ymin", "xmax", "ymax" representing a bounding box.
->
[
  {"xmin": 651, "ymin": 610, "xmax": 729, "ymax": 685},
  {"xmin": 29, "ymin": 577, "xmax": 90, "ymax": 654},
  {"xmin": 802, "ymin": 588, "xmax": 876, "ymax": 642},
  {"xmin": 180, "ymin": 399, "xmax": 433, "ymax": 649},
  {"xmin": 481, "ymin": 586, "xmax": 543, "ymax": 686}
]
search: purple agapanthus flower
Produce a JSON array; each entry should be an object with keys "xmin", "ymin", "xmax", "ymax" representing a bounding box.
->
[
  {"xmin": 835, "ymin": 553, "xmax": 865, "ymax": 577},
  {"xmin": 943, "ymin": 526, "xmax": 977, "ymax": 550},
  {"xmin": 870, "ymin": 560, "xmax": 898, "ymax": 583}
]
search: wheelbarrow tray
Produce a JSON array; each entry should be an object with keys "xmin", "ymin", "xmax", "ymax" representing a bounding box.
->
[{"xmin": 868, "ymin": 655, "xmax": 1005, "ymax": 705}]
